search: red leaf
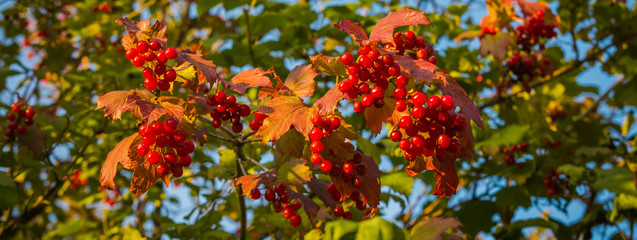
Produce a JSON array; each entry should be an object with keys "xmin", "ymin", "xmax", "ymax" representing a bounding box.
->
[
  {"xmin": 17, "ymin": 124, "xmax": 46, "ymax": 155},
  {"xmin": 176, "ymin": 51, "xmax": 220, "ymax": 87},
  {"xmin": 436, "ymin": 72, "xmax": 484, "ymax": 129},
  {"xmin": 233, "ymin": 169, "xmax": 278, "ymax": 198},
  {"xmin": 406, "ymin": 156, "xmax": 430, "ymax": 177},
  {"xmin": 364, "ymin": 97, "xmax": 396, "ymax": 135},
  {"xmin": 228, "ymin": 67, "xmax": 275, "ymax": 94},
  {"xmin": 284, "ymin": 64, "xmax": 319, "ymax": 98},
  {"xmin": 307, "ymin": 177, "xmax": 339, "ymax": 209},
  {"xmin": 479, "ymin": 32, "xmax": 515, "ymax": 61},
  {"xmin": 95, "ymin": 90, "xmax": 153, "ymax": 122},
  {"xmin": 314, "ymin": 84, "xmax": 346, "ymax": 115},
  {"xmin": 368, "ymin": 9, "xmax": 431, "ymax": 46},
  {"xmin": 116, "ymin": 17, "xmax": 167, "ymax": 48},
  {"xmin": 333, "ymin": 20, "xmax": 369, "ymax": 44},
  {"xmin": 255, "ymin": 96, "xmax": 315, "ymax": 144},
  {"xmin": 132, "ymin": 96, "xmax": 185, "ymax": 124},
  {"xmin": 395, "ymin": 55, "xmax": 438, "ymax": 83},
  {"xmin": 515, "ymin": 0, "xmax": 560, "ymax": 25},
  {"xmin": 427, "ymin": 158, "xmax": 459, "ymax": 197},
  {"xmin": 310, "ymin": 53, "xmax": 347, "ymax": 76},
  {"xmin": 187, "ymin": 93, "xmax": 214, "ymax": 113},
  {"xmin": 100, "ymin": 133, "xmax": 139, "ymax": 190},
  {"xmin": 329, "ymin": 154, "xmax": 381, "ymax": 207},
  {"xmin": 192, "ymin": 126, "xmax": 209, "ymax": 147},
  {"xmin": 130, "ymin": 161, "xmax": 161, "ymax": 196}
]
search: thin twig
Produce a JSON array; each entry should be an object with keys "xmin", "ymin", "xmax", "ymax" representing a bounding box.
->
[
  {"xmin": 575, "ymin": 76, "xmax": 626, "ymax": 121},
  {"xmin": 243, "ymin": 7, "xmax": 256, "ymax": 67},
  {"xmin": 207, "ymin": 132, "xmax": 234, "ymax": 143}
]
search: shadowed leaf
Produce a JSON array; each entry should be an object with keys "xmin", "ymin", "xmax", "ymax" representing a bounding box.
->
[
  {"xmin": 284, "ymin": 64, "xmax": 318, "ymax": 98},
  {"xmin": 369, "ymin": 9, "xmax": 431, "ymax": 46}
]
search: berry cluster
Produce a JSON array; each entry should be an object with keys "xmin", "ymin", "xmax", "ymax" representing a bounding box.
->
[
  {"xmin": 327, "ymin": 152, "xmax": 370, "ymax": 220},
  {"xmin": 125, "ymin": 39, "xmax": 179, "ymax": 92},
  {"xmin": 136, "ymin": 118, "xmax": 194, "ymax": 177},
  {"xmin": 92, "ymin": 4, "xmax": 112, "ymax": 12},
  {"xmin": 4, "ymin": 101, "xmax": 35, "ymax": 138},
  {"xmin": 386, "ymin": 30, "xmax": 436, "ymax": 63},
  {"xmin": 390, "ymin": 94, "xmax": 466, "ymax": 162},
  {"xmin": 544, "ymin": 139, "xmax": 563, "ymax": 149},
  {"xmin": 308, "ymin": 113, "xmax": 341, "ymax": 172},
  {"xmin": 548, "ymin": 109, "xmax": 567, "ymax": 123},
  {"xmin": 502, "ymin": 141, "xmax": 528, "ymax": 168},
  {"xmin": 249, "ymin": 111, "xmax": 268, "ymax": 131},
  {"xmin": 544, "ymin": 168, "xmax": 568, "ymax": 196},
  {"xmin": 206, "ymin": 90, "xmax": 251, "ymax": 133},
  {"xmin": 506, "ymin": 52, "xmax": 551, "ymax": 90},
  {"xmin": 103, "ymin": 191, "xmax": 121, "ymax": 207},
  {"xmin": 327, "ymin": 183, "xmax": 355, "ymax": 220},
  {"xmin": 250, "ymin": 182, "xmax": 303, "ymax": 227},
  {"xmin": 67, "ymin": 169, "xmax": 88, "ymax": 190},
  {"xmin": 516, "ymin": 10, "xmax": 557, "ymax": 49},
  {"xmin": 479, "ymin": 26, "xmax": 498, "ymax": 38}
]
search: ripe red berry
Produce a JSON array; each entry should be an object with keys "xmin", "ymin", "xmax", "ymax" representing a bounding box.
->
[
  {"xmin": 136, "ymin": 143, "xmax": 150, "ymax": 156},
  {"xmin": 264, "ymin": 188, "xmax": 276, "ymax": 201},
  {"xmin": 24, "ymin": 117, "xmax": 34, "ymax": 126},
  {"xmin": 440, "ymin": 95, "xmax": 455, "ymax": 111},
  {"xmin": 238, "ymin": 105, "xmax": 251, "ymax": 117},
  {"xmin": 173, "ymin": 130, "xmax": 188, "ymax": 143},
  {"xmin": 399, "ymin": 138, "xmax": 411, "ymax": 151},
  {"xmin": 249, "ymin": 119, "xmax": 262, "ymax": 131},
  {"xmin": 144, "ymin": 76, "xmax": 158, "ymax": 91},
  {"xmin": 155, "ymin": 64, "xmax": 166, "ymax": 76},
  {"xmin": 428, "ymin": 95, "xmax": 440, "ymax": 108},
  {"xmin": 390, "ymin": 130, "xmax": 402, "ymax": 142},
  {"xmin": 343, "ymin": 211, "xmax": 353, "ymax": 220},
  {"xmin": 126, "ymin": 48, "xmax": 138, "ymax": 60},
  {"xmin": 147, "ymin": 151, "xmax": 161, "ymax": 164},
  {"xmin": 143, "ymin": 51, "xmax": 156, "ymax": 61},
  {"xmin": 149, "ymin": 40, "xmax": 161, "ymax": 51},
  {"xmin": 7, "ymin": 112, "xmax": 15, "ymax": 121},
  {"xmin": 25, "ymin": 108, "xmax": 35, "ymax": 118},
  {"xmin": 282, "ymin": 207, "xmax": 295, "ymax": 219},
  {"xmin": 330, "ymin": 117, "xmax": 341, "ymax": 130},
  {"xmin": 393, "ymin": 87, "xmax": 407, "ymax": 100},
  {"xmin": 164, "ymin": 69, "xmax": 176, "ymax": 82},
  {"xmin": 334, "ymin": 206, "xmax": 344, "ymax": 217},
  {"xmin": 340, "ymin": 52, "xmax": 354, "ymax": 65},
  {"xmin": 437, "ymin": 134, "xmax": 451, "ymax": 149},
  {"xmin": 164, "ymin": 152, "xmax": 178, "ymax": 165},
  {"xmin": 343, "ymin": 161, "xmax": 355, "ymax": 175},
  {"xmin": 164, "ymin": 118, "xmax": 178, "ymax": 132},
  {"xmin": 143, "ymin": 67, "xmax": 154, "ymax": 79},
  {"xmin": 132, "ymin": 55, "xmax": 145, "ymax": 67},
  {"xmin": 250, "ymin": 187, "xmax": 261, "ymax": 200},
  {"xmin": 180, "ymin": 154, "xmax": 192, "ymax": 167},
  {"xmin": 310, "ymin": 141, "xmax": 324, "ymax": 153},
  {"xmin": 156, "ymin": 51, "xmax": 168, "ymax": 64},
  {"xmin": 395, "ymin": 100, "xmax": 407, "ymax": 112},
  {"xmin": 370, "ymin": 86, "xmax": 384, "ymax": 99},
  {"xmin": 330, "ymin": 165, "xmax": 342, "ymax": 177},
  {"xmin": 232, "ymin": 123, "xmax": 243, "ymax": 133},
  {"xmin": 143, "ymin": 135, "xmax": 156, "ymax": 146},
  {"xmin": 399, "ymin": 116, "xmax": 413, "ymax": 129},
  {"xmin": 353, "ymin": 102, "xmax": 365, "ymax": 114},
  {"xmin": 311, "ymin": 153, "xmax": 323, "ymax": 165},
  {"xmin": 320, "ymin": 160, "xmax": 332, "ymax": 172},
  {"xmin": 404, "ymin": 30, "xmax": 415, "ymax": 40},
  {"xmin": 4, "ymin": 129, "xmax": 13, "ymax": 137},
  {"xmin": 290, "ymin": 214, "xmax": 302, "ymax": 227},
  {"xmin": 361, "ymin": 94, "xmax": 374, "ymax": 107},
  {"xmin": 165, "ymin": 47, "xmax": 178, "ymax": 59},
  {"xmin": 417, "ymin": 48, "xmax": 428, "ymax": 59},
  {"xmin": 158, "ymin": 80, "xmax": 170, "ymax": 91},
  {"xmin": 428, "ymin": 56, "xmax": 437, "ymax": 64},
  {"xmin": 275, "ymin": 182, "xmax": 286, "ymax": 194},
  {"xmin": 157, "ymin": 163, "xmax": 170, "ymax": 175},
  {"xmin": 412, "ymin": 92, "xmax": 427, "ymax": 106},
  {"xmin": 310, "ymin": 127, "xmax": 323, "ymax": 141},
  {"xmin": 137, "ymin": 41, "xmax": 149, "ymax": 53}
]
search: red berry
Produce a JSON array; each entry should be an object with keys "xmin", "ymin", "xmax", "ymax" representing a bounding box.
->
[
  {"xmin": 136, "ymin": 143, "xmax": 150, "ymax": 156},
  {"xmin": 158, "ymin": 80, "xmax": 170, "ymax": 91},
  {"xmin": 137, "ymin": 41, "xmax": 149, "ymax": 53},
  {"xmin": 156, "ymin": 51, "xmax": 168, "ymax": 64},
  {"xmin": 437, "ymin": 134, "xmax": 451, "ymax": 149},
  {"xmin": 275, "ymin": 182, "xmax": 286, "ymax": 194},
  {"xmin": 250, "ymin": 187, "xmax": 261, "ymax": 200},
  {"xmin": 143, "ymin": 135, "xmax": 156, "ymax": 146},
  {"xmin": 7, "ymin": 112, "xmax": 15, "ymax": 121},
  {"xmin": 9, "ymin": 121, "xmax": 18, "ymax": 129},
  {"xmin": 24, "ymin": 117, "xmax": 33, "ymax": 126},
  {"xmin": 25, "ymin": 108, "xmax": 35, "ymax": 118},
  {"xmin": 232, "ymin": 123, "xmax": 243, "ymax": 133},
  {"xmin": 399, "ymin": 138, "xmax": 411, "ymax": 151},
  {"xmin": 164, "ymin": 118, "xmax": 178, "ymax": 132},
  {"xmin": 164, "ymin": 152, "xmax": 178, "ymax": 165},
  {"xmin": 310, "ymin": 141, "xmax": 323, "ymax": 153},
  {"xmin": 4, "ymin": 129, "xmax": 13, "ymax": 138},
  {"xmin": 132, "ymin": 55, "xmax": 145, "ymax": 67},
  {"xmin": 147, "ymin": 151, "xmax": 161, "ymax": 164},
  {"xmin": 390, "ymin": 130, "xmax": 402, "ymax": 142},
  {"xmin": 370, "ymin": 86, "xmax": 384, "ymax": 99},
  {"xmin": 412, "ymin": 92, "xmax": 427, "ymax": 106},
  {"xmin": 340, "ymin": 52, "xmax": 354, "ymax": 65},
  {"xmin": 361, "ymin": 94, "xmax": 374, "ymax": 107},
  {"xmin": 399, "ymin": 116, "xmax": 413, "ymax": 129},
  {"xmin": 353, "ymin": 102, "xmax": 365, "ymax": 114},
  {"xmin": 143, "ymin": 51, "xmax": 156, "ymax": 61},
  {"xmin": 143, "ymin": 67, "xmax": 154, "ymax": 79},
  {"xmin": 238, "ymin": 105, "xmax": 251, "ymax": 117},
  {"xmin": 290, "ymin": 214, "xmax": 302, "ymax": 227},
  {"xmin": 264, "ymin": 188, "xmax": 276, "ymax": 201},
  {"xmin": 164, "ymin": 69, "xmax": 176, "ymax": 82},
  {"xmin": 428, "ymin": 56, "xmax": 437, "ymax": 64},
  {"xmin": 180, "ymin": 154, "xmax": 192, "ymax": 167},
  {"xmin": 428, "ymin": 95, "xmax": 440, "ymax": 108},
  {"xmin": 343, "ymin": 211, "xmax": 353, "ymax": 220},
  {"xmin": 149, "ymin": 40, "xmax": 161, "ymax": 51},
  {"xmin": 157, "ymin": 163, "xmax": 170, "ymax": 175},
  {"xmin": 165, "ymin": 47, "xmax": 178, "ymax": 59},
  {"xmin": 144, "ymin": 76, "xmax": 158, "ymax": 91},
  {"xmin": 417, "ymin": 48, "xmax": 428, "ymax": 59},
  {"xmin": 310, "ymin": 127, "xmax": 323, "ymax": 141},
  {"xmin": 395, "ymin": 100, "xmax": 407, "ymax": 112},
  {"xmin": 343, "ymin": 161, "xmax": 355, "ymax": 175},
  {"xmin": 249, "ymin": 119, "xmax": 262, "ymax": 131},
  {"xmin": 320, "ymin": 160, "xmax": 332, "ymax": 172},
  {"xmin": 173, "ymin": 130, "xmax": 188, "ymax": 143},
  {"xmin": 311, "ymin": 153, "xmax": 323, "ymax": 165},
  {"xmin": 125, "ymin": 48, "xmax": 138, "ymax": 60},
  {"xmin": 334, "ymin": 206, "xmax": 344, "ymax": 217},
  {"xmin": 330, "ymin": 117, "xmax": 341, "ymax": 130},
  {"xmin": 440, "ymin": 95, "xmax": 455, "ymax": 111},
  {"xmin": 356, "ymin": 164, "xmax": 367, "ymax": 175},
  {"xmin": 404, "ymin": 30, "xmax": 415, "ymax": 40},
  {"xmin": 282, "ymin": 207, "xmax": 295, "ymax": 219},
  {"xmin": 393, "ymin": 87, "xmax": 407, "ymax": 100}
]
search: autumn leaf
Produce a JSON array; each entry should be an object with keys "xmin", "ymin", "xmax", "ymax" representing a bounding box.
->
[
  {"xmin": 176, "ymin": 51, "xmax": 220, "ymax": 87},
  {"xmin": 436, "ymin": 72, "xmax": 484, "ymax": 129},
  {"xmin": 406, "ymin": 156, "xmax": 430, "ymax": 177},
  {"xmin": 514, "ymin": 0, "xmax": 560, "ymax": 25},
  {"xmin": 454, "ymin": 30, "xmax": 483, "ymax": 43},
  {"xmin": 233, "ymin": 169, "xmax": 278, "ymax": 198},
  {"xmin": 284, "ymin": 64, "xmax": 318, "ymax": 98},
  {"xmin": 100, "ymin": 133, "xmax": 139, "ymax": 190},
  {"xmin": 318, "ymin": 119, "xmax": 359, "ymax": 162},
  {"xmin": 428, "ymin": 158, "xmax": 459, "ymax": 197},
  {"xmin": 276, "ymin": 158, "xmax": 313, "ymax": 193},
  {"xmin": 333, "ymin": 19, "xmax": 369, "ymax": 44},
  {"xmin": 255, "ymin": 96, "xmax": 315, "ymax": 144},
  {"xmin": 395, "ymin": 55, "xmax": 438, "ymax": 84},
  {"xmin": 310, "ymin": 53, "xmax": 347, "ymax": 77},
  {"xmin": 17, "ymin": 124, "xmax": 46, "ymax": 156},
  {"xmin": 364, "ymin": 97, "xmax": 396, "ymax": 135},
  {"xmin": 328, "ymin": 154, "xmax": 381, "ymax": 207},
  {"xmin": 275, "ymin": 130, "xmax": 307, "ymax": 159},
  {"xmin": 131, "ymin": 161, "xmax": 161, "ymax": 196},
  {"xmin": 187, "ymin": 93, "xmax": 214, "ymax": 113},
  {"xmin": 314, "ymin": 84, "xmax": 346, "ymax": 115},
  {"xmin": 192, "ymin": 126, "xmax": 209, "ymax": 146},
  {"xmin": 479, "ymin": 32, "xmax": 515, "ymax": 61},
  {"xmin": 116, "ymin": 17, "xmax": 167, "ymax": 48},
  {"xmin": 132, "ymin": 96, "xmax": 186, "ymax": 124},
  {"xmin": 368, "ymin": 9, "xmax": 431, "ymax": 46},
  {"xmin": 228, "ymin": 67, "xmax": 275, "ymax": 94},
  {"xmin": 307, "ymin": 177, "xmax": 339, "ymax": 209},
  {"xmin": 410, "ymin": 217, "xmax": 462, "ymax": 240},
  {"xmin": 95, "ymin": 89, "xmax": 154, "ymax": 122}
]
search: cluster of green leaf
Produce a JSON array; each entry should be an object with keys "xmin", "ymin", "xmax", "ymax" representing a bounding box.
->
[{"xmin": 0, "ymin": 0, "xmax": 636, "ymax": 239}]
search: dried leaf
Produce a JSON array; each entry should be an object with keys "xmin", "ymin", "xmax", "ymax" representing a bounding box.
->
[
  {"xmin": 368, "ymin": 9, "xmax": 431, "ymax": 46},
  {"xmin": 100, "ymin": 133, "xmax": 138, "ymax": 190},
  {"xmin": 192, "ymin": 126, "xmax": 209, "ymax": 147},
  {"xmin": 228, "ymin": 67, "xmax": 275, "ymax": 94},
  {"xmin": 255, "ymin": 96, "xmax": 315, "ymax": 144},
  {"xmin": 333, "ymin": 19, "xmax": 369, "ymax": 44},
  {"xmin": 310, "ymin": 53, "xmax": 347, "ymax": 77},
  {"xmin": 314, "ymin": 84, "xmax": 346, "ymax": 115},
  {"xmin": 284, "ymin": 64, "xmax": 318, "ymax": 98},
  {"xmin": 131, "ymin": 161, "xmax": 161, "ymax": 196},
  {"xmin": 95, "ymin": 90, "xmax": 153, "ymax": 122},
  {"xmin": 132, "ymin": 96, "xmax": 185, "ymax": 124},
  {"xmin": 406, "ymin": 156, "xmax": 430, "ymax": 177},
  {"xmin": 233, "ymin": 169, "xmax": 278, "ymax": 198},
  {"xmin": 429, "ymin": 159, "xmax": 459, "ymax": 197}
]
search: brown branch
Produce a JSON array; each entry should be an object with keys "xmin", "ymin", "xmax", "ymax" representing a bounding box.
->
[{"xmin": 575, "ymin": 76, "xmax": 626, "ymax": 121}]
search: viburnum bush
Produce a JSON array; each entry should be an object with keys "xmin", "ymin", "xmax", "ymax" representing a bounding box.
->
[{"xmin": 96, "ymin": 9, "xmax": 482, "ymax": 230}]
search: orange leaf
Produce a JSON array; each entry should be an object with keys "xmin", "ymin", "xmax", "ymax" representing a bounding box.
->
[
  {"xmin": 95, "ymin": 89, "xmax": 153, "ymax": 122},
  {"xmin": 256, "ymin": 96, "xmax": 315, "ymax": 144},
  {"xmin": 395, "ymin": 55, "xmax": 438, "ymax": 83},
  {"xmin": 368, "ymin": 9, "xmax": 431, "ymax": 46},
  {"xmin": 233, "ymin": 170, "xmax": 278, "ymax": 198},
  {"xmin": 130, "ymin": 161, "xmax": 161, "ymax": 196},
  {"xmin": 176, "ymin": 51, "xmax": 220, "ymax": 87},
  {"xmin": 100, "ymin": 133, "xmax": 139, "ymax": 190},
  {"xmin": 284, "ymin": 64, "xmax": 318, "ymax": 98},
  {"xmin": 406, "ymin": 156, "xmax": 431, "ymax": 177},
  {"xmin": 314, "ymin": 84, "xmax": 346, "ymax": 115},
  {"xmin": 228, "ymin": 67, "xmax": 275, "ymax": 94},
  {"xmin": 310, "ymin": 53, "xmax": 347, "ymax": 77},
  {"xmin": 333, "ymin": 20, "xmax": 369, "ymax": 44},
  {"xmin": 364, "ymin": 97, "xmax": 396, "ymax": 135}
]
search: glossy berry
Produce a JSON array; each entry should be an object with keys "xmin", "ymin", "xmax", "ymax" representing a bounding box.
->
[
  {"xmin": 249, "ymin": 119, "xmax": 262, "ymax": 131},
  {"xmin": 165, "ymin": 47, "xmax": 178, "ymax": 59},
  {"xmin": 149, "ymin": 40, "xmax": 161, "ymax": 51},
  {"xmin": 180, "ymin": 155, "xmax": 192, "ymax": 167},
  {"xmin": 343, "ymin": 161, "xmax": 355, "ymax": 175},
  {"xmin": 25, "ymin": 108, "xmax": 35, "ymax": 118},
  {"xmin": 340, "ymin": 52, "xmax": 354, "ymax": 65},
  {"xmin": 282, "ymin": 207, "xmax": 294, "ymax": 219},
  {"xmin": 428, "ymin": 95, "xmax": 440, "ymax": 108},
  {"xmin": 126, "ymin": 48, "xmax": 138, "ymax": 60},
  {"xmin": 440, "ymin": 95, "xmax": 455, "ymax": 111},
  {"xmin": 144, "ymin": 77, "xmax": 158, "ymax": 91},
  {"xmin": 164, "ymin": 118, "xmax": 178, "ymax": 132},
  {"xmin": 395, "ymin": 100, "xmax": 407, "ymax": 112},
  {"xmin": 157, "ymin": 163, "xmax": 170, "ymax": 176},
  {"xmin": 320, "ymin": 160, "xmax": 332, "ymax": 172},
  {"xmin": 334, "ymin": 206, "xmax": 344, "ymax": 217},
  {"xmin": 290, "ymin": 214, "xmax": 302, "ymax": 227},
  {"xmin": 310, "ymin": 127, "xmax": 323, "ymax": 141},
  {"xmin": 404, "ymin": 30, "xmax": 415, "ymax": 40},
  {"xmin": 147, "ymin": 151, "xmax": 161, "ymax": 164},
  {"xmin": 264, "ymin": 189, "xmax": 276, "ymax": 201},
  {"xmin": 399, "ymin": 116, "xmax": 413, "ymax": 129},
  {"xmin": 158, "ymin": 80, "xmax": 170, "ymax": 91},
  {"xmin": 311, "ymin": 153, "xmax": 323, "ymax": 165},
  {"xmin": 330, "ymin": 117, "xmax": 341, "ymax": 130},
  {"xmin": 137, "ymin": 41, "xmax": 149, "ymax": 53},
  {"xmin": 310, "ymin": 141, "xmax": 324, "ymax": 153},
  {"xmin": 164, "ymin": 69, "xmax": 176, "ymax": 82},
  {"xmin": 437, "ymin": 134, "xmax": 451, "ymax": 149},
  {"xmin": 428, "ymin": 56, "xmax": 437, "ymax": 64},
  {"xmin": 132, "ymin": 55, "xmax": 145, "ymax": 67},
  {"xmin": 390, "ymin": 130, "xmax": 402, "ymax": 142},
  {"xmin": 275, "ymin": 182, "xmax": 286, "ymax": 194}
]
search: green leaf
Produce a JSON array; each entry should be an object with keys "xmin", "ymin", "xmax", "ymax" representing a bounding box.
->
[
  {"xmin": 305, "ymin": 229, "xmax": 324, "ymax": 240},
  {"xmin": 558, "ymin": 164, "xmax": 585, "ymax": 185},
  {"xmin": 476, "ymin": 125, "xmax": 530, "ymax": 151},
  {"xmin": 593, "ymin": 167, "xmax": 637, "ymax": 196},
  {"xmin": 0, "ymin": 172, "xmax": 16, "ymax": 209},
  {"xmin": 323, "ymin": 219, "xmax": 359, "ymax": 240},
  {"xmin": 276, "ymin": 158, "xmax": 312, "ymax": 193},
  {"xmin": 356, "ymin": 217, "xmax": 407, "ymax": 240},
  {"xmin": 494, "ymin": 186, "xmax": 531, "ymax": 209},
  {"xmin": 381, "ymin": 172, "xmax": 413, "ymax": 197},
  {"xmin": 610, "ymin": 193, "xmax": 637, "ymax": 222},
  {"xmin": 456, "ymin": 201, "xmax": 496, "ymax": 235},
  {"xmin": 410, "ymin": 217, "xmax": 462, "ymax": 240}
]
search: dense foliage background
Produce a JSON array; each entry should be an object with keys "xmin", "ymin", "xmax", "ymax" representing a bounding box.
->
[{"xmin": 1, "ymin": 0, "xmax": 636, "ymax": 239}]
